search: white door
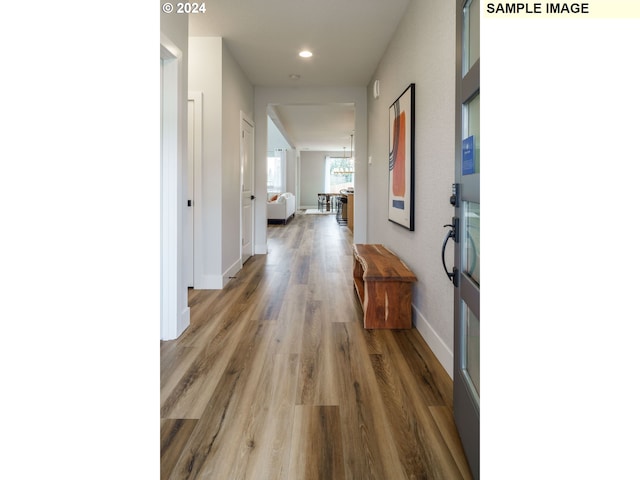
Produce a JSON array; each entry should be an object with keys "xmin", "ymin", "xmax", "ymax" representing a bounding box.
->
[
  {"xmin": 241, "ymin": 115, "xmax": 255, "ymax": 263},
  {"xmin": 184, "ymin": 99, "xmax": 195, "ymax": 287}
]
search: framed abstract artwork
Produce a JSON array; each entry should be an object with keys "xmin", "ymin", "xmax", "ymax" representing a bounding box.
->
[{"xmin": 388, "ymin": 83, "xmax": 415, "ymax": 230}]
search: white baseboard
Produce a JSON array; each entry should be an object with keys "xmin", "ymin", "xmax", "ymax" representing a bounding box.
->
[
  {"xmin": 177, "ymin": 306, "xmax": 190, "ymax": 338},
  {"xmin": 413, "ymin": 306, "xmax": 454, "ymax": 379},
  {"xmin": 197, "ymin": 274, "xmax": 223, "ymax": 290},
  {"xmin": 195, "ymin": 258, "xmax": 253, "ymax": 290},
  {"xmin": 223, "ymin": 258, "xmax": 242, "ymax": 288},
  {"xmin": 255, "ymin": 243, "xmax": 267, "ymax": 254},
  {"xmin": 160, "ymin": 305, "xmax": 190, "ymax": 340}
]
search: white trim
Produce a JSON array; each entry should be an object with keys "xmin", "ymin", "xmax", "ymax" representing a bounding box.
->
[
  {"xmin": 413, "ymin": 306, "xmax": 454, "ymax": 379},
  {"xmin": 179, "ymin": 306, "xmax": 190, "ymax": 336},
  {"xmin": 255, "ymin": 243, "xmax": 268, "ymax": 255},
  {"xmin": 200, "ymin": 274, "xmax": 223, "ymax": 290},
  {"xmin": 160, "ymin": 37, "xmax": 180, "ymax": 340},
  {"xmin": 197, "ymin": 261, "xmax": 241, "ymax": 290},
  {"xmin": 223, "ymin": 258, "xmax": 242, "ymax": 287},
  {"xmin": 160, "ymin": 34, "xmax": 189, "ymax": 340},
  {"xmin": 160, "ymin": 33, "xmax": 181, "ymax": 61}
]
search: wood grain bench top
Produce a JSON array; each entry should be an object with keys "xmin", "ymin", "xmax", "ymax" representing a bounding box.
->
[{"xmin": 353, "ymin": 244, "xmax": 417, "ymax": 282}]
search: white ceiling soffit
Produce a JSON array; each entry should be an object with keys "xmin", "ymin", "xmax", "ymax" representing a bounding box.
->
[
  {"xmin": 188, "ymin": 0, "xmax": 411, "ymax": 87},
  {"xmin": 270, "ymin": 104, "xmax": 355, "ymax": 152}
]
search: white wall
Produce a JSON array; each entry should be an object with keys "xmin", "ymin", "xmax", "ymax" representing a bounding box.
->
[
  {"xmin": 286, "ymin": 149, "xmax": 297, "ymax": 199},
  {"xmin": 188, "ymin": 37, "xmax": 223, "ymax": 288},
  {"xmin": 188, "ymin": 37, "xmax": 254, "ymax": 288},
  {"xmin": 222, "ymin": 41, "xmax": 254, "ymax": 280},
  {"xmin": 299, "ymin": 151, "xmax": 326, "ymax": 208},
  {"xmin": 267, "ymin": 116, "xmax": 291, "ymax": 153},
  {"xmin": 298, "ymin": 150, "xmax": 345, "ymax": 208},
  {"xmin": 367, "ymin": 0, "xmax": 457, "ymax": 376}
]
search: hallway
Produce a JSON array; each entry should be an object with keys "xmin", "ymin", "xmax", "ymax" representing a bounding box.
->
[{"xmin": 161, "ymin": 214, "xmax": 472, "ymax": 479}]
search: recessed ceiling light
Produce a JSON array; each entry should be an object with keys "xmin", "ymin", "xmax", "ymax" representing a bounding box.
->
[
  {"xmin": 289, "ymin": 74, "xmax": 300, "ymax": 80},
  {"xmin": 299, "ymin": 50, "xmax": 313, "ymax": 58}
]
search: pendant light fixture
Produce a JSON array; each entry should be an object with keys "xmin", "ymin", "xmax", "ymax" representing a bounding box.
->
[{"xmin": 332, "ymin": 134, "xmax": 355, "ymax": 176}]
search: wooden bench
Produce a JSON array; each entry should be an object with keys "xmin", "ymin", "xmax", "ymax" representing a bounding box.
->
[{"xmin": 352, "ymin": 244, "xmax": 417, "ymax": 329}]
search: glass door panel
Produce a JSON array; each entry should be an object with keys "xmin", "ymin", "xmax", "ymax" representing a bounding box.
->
[
  {"xmin": 463, "ymin": 94, "xmax": 480, "ymax": 174},
  {"xmin": 463, "ymin": 0, "xmax": 480, "ymax": 74},
  {"xmin": 463, "ymin": 303, "xmax": 480, "ymax": 398},
  {"xmin": 464, "ymin": 202, "xmax": 480, "ymax": 284}
]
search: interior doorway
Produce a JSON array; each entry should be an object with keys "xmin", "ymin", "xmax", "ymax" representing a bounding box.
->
[
  {"xmin": 241, "ymin": 113, "xmax": 255, "ymax": 263},
  {"xmin": 186, "ymin": 92, "xmax": 203, "ymax": 288},
  {"xmin": 185, "ymin": 97, "xmax": 194, "ymax": 287},
  {"xmin": 267, "ymin": 103, "xmax": 355, "ymax": 210}
]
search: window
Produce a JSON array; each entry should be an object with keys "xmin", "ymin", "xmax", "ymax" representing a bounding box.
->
[
  {"xmin": 325, "ymin": 156, "xmax": 354, "ymax": 193},
  {"xmin": 267, "ymin": 151, "xmax": 285, "ymax": 193}
]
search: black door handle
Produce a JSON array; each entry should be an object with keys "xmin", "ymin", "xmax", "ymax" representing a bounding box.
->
[
  {"xmin": 250, "ymin": 195, "xmax": 256, "ymax": 200},
  {"xmin": 442, "ymin": 220, "xmax": 459, "ymax": 287}
]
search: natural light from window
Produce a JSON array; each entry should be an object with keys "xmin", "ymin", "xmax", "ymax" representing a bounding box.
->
[
  {"xmin": 325, "ymin": 156, "xmax": 354, "ymax": 193},
  {"xmin": 267, "ymin": 153, "xmax": 285, "ymax": 193}
]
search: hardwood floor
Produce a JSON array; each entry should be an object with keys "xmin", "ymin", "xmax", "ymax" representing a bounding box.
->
[{"xmin": 161, "ymin": 213, "xmax": 472, "ymax": 479}]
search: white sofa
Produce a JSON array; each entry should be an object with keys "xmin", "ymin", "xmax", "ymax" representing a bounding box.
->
[{"xmin": 267, "ymin": 192, "xmax": 296, "ymax": 224}]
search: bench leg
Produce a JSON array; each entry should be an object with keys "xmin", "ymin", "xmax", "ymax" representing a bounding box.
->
[{"xmin": 363, "ymin": 281, "xmax": 413, "ymax": 329}]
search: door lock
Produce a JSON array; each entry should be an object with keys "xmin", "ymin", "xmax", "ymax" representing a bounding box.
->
[{"xmin": 450, "ymin": 183, "xmax": 459, "ymax": 207}]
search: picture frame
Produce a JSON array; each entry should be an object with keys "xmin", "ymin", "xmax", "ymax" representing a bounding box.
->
[{"xmin": 388, "ymin": 83, "xmax": 415, "ymax": 230}]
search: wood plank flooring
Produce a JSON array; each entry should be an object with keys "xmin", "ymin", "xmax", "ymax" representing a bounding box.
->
[{"xmin": 161, "ymin": 213, "xmax": 472, "ymax": 479}]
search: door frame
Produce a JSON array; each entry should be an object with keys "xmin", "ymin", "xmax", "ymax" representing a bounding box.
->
[
  {"xmin": 187, "ymin": 91, "xmax": 204, "ymax": 288},
  {"xmin": 453, "ymin": 0, "xmax": 480, "ymax": 477},
  {"xmin": 240, "ymin": 111, "xmax": 255, "ymax": 263},
  {"xmin": 160, "ymin": 34, "xmax": 190, "ymax": 340}
]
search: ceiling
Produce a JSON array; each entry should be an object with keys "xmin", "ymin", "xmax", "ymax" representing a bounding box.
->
[
  {"xmin": 189, "ymin": 0, "xmax": 411, "ymax": 151},
  {"xmin": 269, "ymin": 103, "xmax": 356, "ymax": 152}
]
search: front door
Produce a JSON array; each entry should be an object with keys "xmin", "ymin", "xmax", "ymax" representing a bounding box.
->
[
  {"xmin": 241, "ymin": 115, "xmax": 255, "ymax": 264},
  {"xmin": 453, "ymin": 0, "xmax": 480, "ymax": 478}
]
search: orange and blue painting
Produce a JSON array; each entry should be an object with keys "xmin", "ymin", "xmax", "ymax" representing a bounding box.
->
[{"xmin": 389, "ymin": 84, "xmax": 414, "ymax": 230}]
